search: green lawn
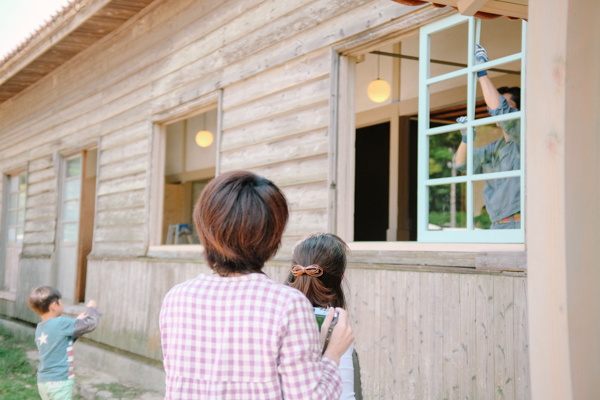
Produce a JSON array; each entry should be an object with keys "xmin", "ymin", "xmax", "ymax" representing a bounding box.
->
[{"xmin": 0, "ymin": 327, "xmax": 40, "ymax": 400}]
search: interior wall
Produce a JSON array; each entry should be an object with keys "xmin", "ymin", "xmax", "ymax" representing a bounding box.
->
[
  {"xmin": 355, "ymin": 17, "xmax": 523, "ymax": 115},
  {"xmin": 185, "ymin": 109, "xmax": 217, "ymax": 172},
  {"xmin": 165, "ymin": 110, "xmax": 217, "ymax": 179}
]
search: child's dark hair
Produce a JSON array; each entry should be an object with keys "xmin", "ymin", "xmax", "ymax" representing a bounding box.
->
[
  {"xmin": 286, "ymin": 233, "xmax": 348, "ymax": 309},
  {"xmin": 28, "ymin": 286, "xmax": 61, "ymax": 314}
]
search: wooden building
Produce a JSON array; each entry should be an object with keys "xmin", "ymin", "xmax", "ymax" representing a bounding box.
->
[{"xmin": 0, "ymin": 0, "xmax": 597, "ymax": 398}]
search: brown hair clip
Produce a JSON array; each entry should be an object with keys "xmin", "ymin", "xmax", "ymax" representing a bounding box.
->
[{"xmin": 291, "ymin": 264, "xmax": 323, "ymax": 277}]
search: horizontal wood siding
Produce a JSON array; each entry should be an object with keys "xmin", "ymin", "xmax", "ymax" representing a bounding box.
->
[
  {"xmin": 85, "ymin": 259, "xmax": 530, "ymax": 400},
  {"xmin": 23, "ymin": 155, "xmax": 57, "ymax": 257},
  {"xmin": 220, "ymin": 45, "xmax": 332, "ymax": 247},
  {"xmin": 0, "ymin": 0, "xmax": 531, "ymax": 397},
  {"xmin": 0, "ymin": 0, "xmax": 415, "ymax": 257},
  {"xmin": 95, "ymin": 124, "xmax": 149, "ymax": 256}
]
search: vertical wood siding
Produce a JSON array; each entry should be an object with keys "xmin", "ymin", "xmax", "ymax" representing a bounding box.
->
[{"xmin": 85, "ymin": 259, "xmax": 530, "ymax": 400}]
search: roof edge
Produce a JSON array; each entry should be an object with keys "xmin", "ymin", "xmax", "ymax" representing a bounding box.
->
[{"xmin": 0, "ymin": 0, "xmax": 112, "ymax": 86}]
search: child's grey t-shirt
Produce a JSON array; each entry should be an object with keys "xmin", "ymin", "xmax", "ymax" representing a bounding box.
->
[{"xmin": 35, "ymin": 317, "xmax": 76, "ymax": 382}]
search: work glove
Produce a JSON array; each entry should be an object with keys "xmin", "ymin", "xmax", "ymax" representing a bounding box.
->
[
  {"xmin": 474, "ymin": 44, "xmax": 488, "ymax": 77},
  {"xmin": 457, "ymin": 116, "xmax": 475, "ymax": 143}
]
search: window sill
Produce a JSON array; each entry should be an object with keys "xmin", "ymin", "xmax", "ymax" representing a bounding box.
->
[
  {"xmin": 346, "ymin": 242, "xmax": 526, "ymax": 272},
  {"xmin": 347, "ymin": 242, "xmax": 524, "ymax": 252},
  {"xmin": 0, "ymin": 291, "xmax": 16, "ymax": 302},
  {"xmin": 147, "ymin": 245, "xmax": 204, "ymax": 260}
]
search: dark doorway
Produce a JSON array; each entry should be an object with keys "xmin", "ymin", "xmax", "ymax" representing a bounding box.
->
[{"xmin": 354, "ymin": 122, "xmax": 390, "ymax": 241}]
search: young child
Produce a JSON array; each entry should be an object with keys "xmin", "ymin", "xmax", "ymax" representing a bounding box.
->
[
  {"xmin": 28, "ymin": 286, "xmax": 101, "ymax": 400},
  {"xmin": 286, "ymin": 232, "xmax": 361, "ymax": 400}
]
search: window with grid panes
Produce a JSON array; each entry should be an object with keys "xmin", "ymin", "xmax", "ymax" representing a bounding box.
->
[
  {"xmin": 6, "ymin": 172, "xmax": 27, "ymax": 244},
  {"xmin": 418, "ymin": 15, "xmax": 526, "ymax": 243}
]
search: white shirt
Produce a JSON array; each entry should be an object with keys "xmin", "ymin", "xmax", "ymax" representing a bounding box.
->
[{"xmin": 338, "ymin": 343, "xmax": 356, "ymax": 400}]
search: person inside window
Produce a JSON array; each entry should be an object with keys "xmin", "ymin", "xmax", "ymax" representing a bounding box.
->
[{"xmin": 454, "ymin": 44, "xmax": 521, "ymax": 229}]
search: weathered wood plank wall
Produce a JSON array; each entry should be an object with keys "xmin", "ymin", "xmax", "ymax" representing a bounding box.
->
[
  {"xmin": 0, "ymin": 0, "xmax": 531, "ymax": 397},
  {"xmin": 0, "ymin": 0, "xmax": 418, "ymax": 258},
  {"xmin": 85, "ymin": 258, "xmax": 530, "ymax": 400}
]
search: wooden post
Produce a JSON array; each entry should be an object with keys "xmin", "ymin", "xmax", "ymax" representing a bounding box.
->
[
  {"xmin": 526, "ymin": 1, "xmax": 600, "ymax": 399},
  {"xmin": 387, "ymin": 42, "xmax": 401, "ymax": 241}
]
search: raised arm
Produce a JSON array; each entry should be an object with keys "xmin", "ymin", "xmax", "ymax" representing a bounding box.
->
[
  {"xmin": 73, "ymin": 300, "xmax": 101, "ymax": 338},
  {"xmin": 475, "ymin": 45, "xmax": 501, "ymax": 110}
]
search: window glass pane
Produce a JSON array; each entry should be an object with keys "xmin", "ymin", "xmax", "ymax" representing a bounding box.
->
[
  {"xmin": 428, "ymin": 183, "xmax": 467, "ymax": 231},
  {"xmin": 16, "ymin": 228, "xmax": 24, "ymax": 243},
  {"xmin": 429, "ymin": 21, "xmax": 469, "ymax": 79},
  {"xmin": 62, "ymin": 222, "xmax": 79, "ymax": 242},
  {"xmin": 473, "ymin": 176, "xmax": 520, "ymax": 229},
  {"xmin": 428, "ymin": 75, "xmax": 467, "ymax": 130},
  {"xmin": 9, "ymin": 193, "xmax": 18, "ymax": 209},
  {"xmin": 473, "ymin": 119, "xmax": 521, "ymax": 175},
  {"xmin": 66, "ymin": 157, "xmax": 82, "ymax": 177},
  {"xmin": 479, "ymin": 18, "xmax": 522, "ymax": 63},
  {"xmin": 7, "ymin": 228, "xmax": 16, "ymax": 243},
  {"xmin": 18, "ymin": 191, "xmax": 26, "ymax": 208},
  {"xmin": 429, "ymin": 131, "xmax": 465, "ymax": 179},
  {"xmin": 9, "ymin": 176, "xmax": 19, "ymax": 193},
  {"xmin": 64, "ymin": 179, "xmax": 81, "ymax": 200},
  {"xmin": 17, "ymin": 210, "xmax": 25, "ymax": 225},
  {"xmin": 19, "ymin": 174, "xmax": 27, "ymax": 191},
  {"xmin": 63, "ymin": 200, "xmax": 80, "ymax": 222},
  {"xmin": 474, "ymin": 60, "xmax": 521, "ymax": 121},
  {"xmin": 8, "ymin": 210, "xmax": 17, "ymax": 226}
]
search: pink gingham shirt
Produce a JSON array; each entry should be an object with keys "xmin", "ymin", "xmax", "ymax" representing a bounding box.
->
[{"xmin": 159, "ymin": 272, "xmax": 342, "ymax": 399}]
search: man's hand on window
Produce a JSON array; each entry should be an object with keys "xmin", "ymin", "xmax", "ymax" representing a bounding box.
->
[
  {"xmin": 457, "ymin": 116, "xmax": 474, "ymax": 143},
  {"xmin": 475, "ymin": 44, "xmax": 489, "ymax": 77}
]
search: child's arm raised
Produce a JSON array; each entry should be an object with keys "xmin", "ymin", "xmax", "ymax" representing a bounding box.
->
[{"xmin": 73, "ymin": 300, "xmax": 101, "ymax": 338}]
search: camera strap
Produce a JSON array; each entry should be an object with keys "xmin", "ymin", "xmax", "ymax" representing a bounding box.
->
[{"xmin": 321, "ymin": 317, "xmax": 338, "ymax": 355}]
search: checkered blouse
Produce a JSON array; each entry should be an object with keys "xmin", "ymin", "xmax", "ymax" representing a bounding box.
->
[{"xmin": 159, "ymin": 272, "xmax": 342, "ymax": 399}]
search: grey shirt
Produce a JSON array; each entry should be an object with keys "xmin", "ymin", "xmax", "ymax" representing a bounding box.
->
[
  {"xmin": 73, "ymin": 306, "xmax": 101, "ymax": 338},
  {"xmin": 454, "ymin": 95, "xmax": 521, "ymax": 223}
]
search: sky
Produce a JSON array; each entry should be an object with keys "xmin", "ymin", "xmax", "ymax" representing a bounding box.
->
[{"xmin": 0, "ymin": 0, "xmax": 70, "ymax": 60}]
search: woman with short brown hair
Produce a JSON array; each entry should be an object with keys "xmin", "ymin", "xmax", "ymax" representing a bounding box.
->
[{"xmin": 160, "ymin": 170, "xmax": 354, "ymax": 400}]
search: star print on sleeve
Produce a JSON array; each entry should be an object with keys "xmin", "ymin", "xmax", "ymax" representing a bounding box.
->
[{"xmin": 38, "ymin": 332, "xmax": 48, "ymax": 345}]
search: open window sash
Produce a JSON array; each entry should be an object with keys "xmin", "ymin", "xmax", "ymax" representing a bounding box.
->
[{"xmin": 417, "ymin": 14, "xmax": 526, "ymax": 243}]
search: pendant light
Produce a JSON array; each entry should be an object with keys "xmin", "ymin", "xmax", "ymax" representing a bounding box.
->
[
  {"xmin": 195, "ymin": 112, "xmax": 214, "ymax": 148},
  {"xmin": 367, "ymin": 53, "xmax": 391, "ymax": 103}
]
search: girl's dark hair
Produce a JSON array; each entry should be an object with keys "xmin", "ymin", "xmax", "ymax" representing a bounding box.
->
[
  {"xmin": 286, "ymin": 233, "xmax": 349, "ymax": 309},
  {"xmin": 497, "ymin": 86, "xmax": 521, "ymax": 110},
  {"xmin": 28, "ymin": 286, "xmax": 62, "ymax": 314},
  {"xmin": 193, "ymin": 170, "xmax": 289, "ymax": 276}
]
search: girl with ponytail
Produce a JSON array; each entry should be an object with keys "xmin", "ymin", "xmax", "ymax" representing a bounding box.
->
[{"xmin": 286, "ymin": 233, "xmax": 360, "ymax": 400}]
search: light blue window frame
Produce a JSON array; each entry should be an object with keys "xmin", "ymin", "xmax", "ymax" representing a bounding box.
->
[{"xmin": 418, "ymin": 15, "xmax": 527, "ymax": 243}]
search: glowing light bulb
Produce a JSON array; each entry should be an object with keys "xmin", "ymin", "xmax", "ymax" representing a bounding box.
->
[
  {"xmin": 367, "ymin": 79, "xmax": 391, "ymax": 103},
  {"xmin": 195, "ymin": 130, "xmax": 214, "ymax": 147}
]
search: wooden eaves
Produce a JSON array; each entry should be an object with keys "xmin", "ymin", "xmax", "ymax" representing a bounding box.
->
[
  {"xmin": 393, "ymin": 0, "xmax": 528, "ymax": 20},
  {"xmin": 0, "ymin": 0, "xmax": 156, "ymax": 104}
]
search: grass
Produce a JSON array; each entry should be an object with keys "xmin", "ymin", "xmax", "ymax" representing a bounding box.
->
[
  {"xmin": 93, "ymin": 382, "xmax": 143, "ymax": 399},
  {"xmin": 0, "ymin": 326, "xmax": 39, "ymax": 400}
]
